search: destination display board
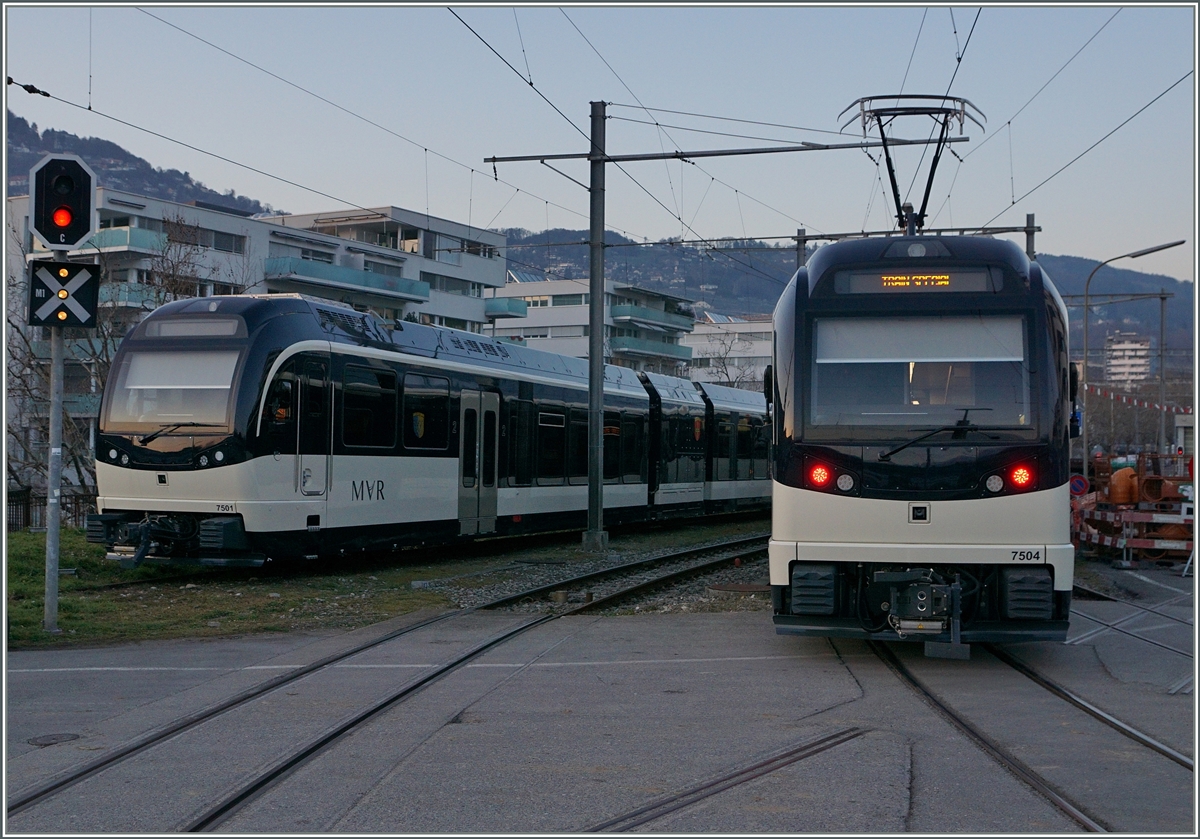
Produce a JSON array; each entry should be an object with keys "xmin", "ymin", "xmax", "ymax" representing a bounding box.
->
[{"xmin": 834, "ymin": 268, "xmax": 996, "ymax": 294}]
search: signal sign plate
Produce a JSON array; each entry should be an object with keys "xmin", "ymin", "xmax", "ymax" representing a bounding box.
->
[
  {"xmin": 1069, "ymin": 474, "xmax": 1090, "ymax": 497},
  {"xmin": 28, "ymin": 261, "xmax": 99, "ymax": 328}
]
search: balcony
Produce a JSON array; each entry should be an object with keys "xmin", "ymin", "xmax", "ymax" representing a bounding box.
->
[
  {"xmin": 99, "ymin": 283, "xmax": 165, "ymax": 309},
  {"xmin": 87, "ymin": 227, "xmax": 168, "ymax": 254},
  {"xmin": 484, "ymin": 297, "xmax": 529, "ymax": 319},
  {"xmin": 610, "ymin": 304, "xmax": 694, "ymax": 333},
  {"xmin": 609, "ymin": 336, "xmax": 692, "ymax": 361},
  {"xmin": 264, "ymin": 257, "xmax": 429, "ymax": 303}
]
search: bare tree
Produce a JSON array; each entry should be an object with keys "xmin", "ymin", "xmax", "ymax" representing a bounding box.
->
[{"xmin": 694, "ymin": 328, "xmax": 759, "ymax": 389}]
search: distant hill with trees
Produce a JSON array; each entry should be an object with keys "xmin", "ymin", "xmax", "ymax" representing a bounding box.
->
[{"xmin": 6, "ymin": 110, "xmax": 276, "ymax": 215}]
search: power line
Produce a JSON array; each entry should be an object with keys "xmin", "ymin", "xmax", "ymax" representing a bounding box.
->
[
  {"xmin": 135, "ymin": 7, "xmax": 647, "ymax": 242},
  {"xmin": 606, "ymin": 104, "xmax": 851, "ymax": 138},
  {"xmin": 982, "ymin": 70, "xmax": 1194, "ymax": 225}
]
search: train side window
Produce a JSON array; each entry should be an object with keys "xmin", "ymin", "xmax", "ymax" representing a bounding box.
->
[
  {"xmin": 508, "ymin": 400, "xmax": 534, "ymax": 486},
  {"xmin": 568, "ymin": 409, "xmax": 588, "ymax": 483},
  {"xmin": 537, "ymin": 411, "xmax": 566, "ymax": 485},
  {"xmin": 482, "ymin": 410, "xmax": 497, "ymax": 487},
  {"xmin": 737, "ymin": 417, "xmax": 753, "ymax": 480},
  {"xmin": 716, "ymin": 416, "xmax": 732, "ymax": 481},
  {"xmin": 263, "ymin": 360, "xmax": 297, "ymax": 455},
  {"xmin": 752, "ymin": 417, "xmax": 769, "ymax": 479},
  {"xmin": 461, "ymin": 408, "xmax": 477, "ymax": 487},
  {"xmin": 300, "ymin": 361, "xmax": 329, "ymax": 456},
  {"xmin": 604, "ymin": 411, "xmax": 621, "ymax": 482},
  {"xmin": 402, "ymin": 374, "xmax": 450, "ymax": 450},
  {"xmin": 342, "ymin": 365, "xmax": 396, "ymax": 448},
  {"xmin": 622, "ymin": 416, "xmax": 644, "ymax": 483}
]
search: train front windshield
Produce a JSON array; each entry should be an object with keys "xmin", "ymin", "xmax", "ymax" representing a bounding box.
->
[
  {"xmin": 101, "ymin": 316, "xmax": 248, "ymax": 434},
  {"xmin": 810, "ymin": 314, "xmax": 1031, "ymax": 431}
]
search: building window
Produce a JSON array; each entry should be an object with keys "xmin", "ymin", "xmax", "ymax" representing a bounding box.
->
[
  {"xmin": 552, "ymin": 294, "xmax": 588, "ymax": 306},
  {"xmin": 212, "ymin": 231, "xmax": 246, "ymax": 255},
  {"xmin": 365, "ymin": 260, "xmax": 405, "ymax": 278},
  {"xmin": 465, "ymin": 240, "xmax": 496, "ymax": 259},
  {"xmin": 400, "ymin": 226, "xmax": 421, "ymax": 254},
  {"xmin": 523, "ymin": 296, "xmax": 549, "ymax": 307},
  {"xmin": 436, "ymin": 235, "xmax": 462, "ymax": 266},
  {"xmin": 301, "ymin": 248, "xmax": 335, "ymax": 264}
]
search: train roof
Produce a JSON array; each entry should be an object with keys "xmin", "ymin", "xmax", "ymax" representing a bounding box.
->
[
  {"xmin": 695, "ymin": 381, "xmax": 767, "ymax": 414},
  {"xmin": 641, "ymin": 371, "xmax": 706, "ymax": 408},
  {"xmin": 805, "ymin": 235, "xmax": 1033, "ymax": 296}
]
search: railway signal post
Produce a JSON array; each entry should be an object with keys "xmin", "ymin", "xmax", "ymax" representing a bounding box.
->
[{"xmin": 28, "ymin": 153, "xmax": 98, "ymax": 633}]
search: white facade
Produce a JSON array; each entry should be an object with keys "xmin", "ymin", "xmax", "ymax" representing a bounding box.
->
[
  {"xmin": 1104, "ymin": 331, "xmax": 1152, "ymax": 384},
  {"xmin": 683, "ymin": 312, "xmax": 773, "ymax": 391},
  {"xmin": 489, "ymin": 271, "xmax": 694, "ymax": 374}
]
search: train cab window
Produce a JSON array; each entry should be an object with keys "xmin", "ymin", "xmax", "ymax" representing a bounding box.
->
[
  {"xmin": 604, "ymin": 412, "xmax": 621, "ymax": 483},
  {"xmin": 537, "ymin": 411, "xmax": 566, "ymax": 485},
  {"xmin": 105, "ymin": 350, "xmax": 240, "ymax": 431},
  {"xmin": 622, "ymin": 416, "xmax": 645, "ymax": 483},
  {"xmin": 342, "ymin": 365, "xmax": 397, "ymax": 448},
  {"xmin": 262, "ymin": 360, "xmax": 297, "ymax": 454},
  {"xmin": 402, "ymin": 374, "xmax": 450, "ymax": 450},
  {"xmin": 811, "ymin": 316, "xmax": 1030, "ymax": 428},
  {"xmin": 568, "ymin": 409, "xmax": 588, "ymax": 483}
]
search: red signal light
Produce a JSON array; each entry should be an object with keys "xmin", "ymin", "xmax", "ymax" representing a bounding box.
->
[
  {"xmin": 52, "ymin": 206, "xmax": 73, "ymax": 228},
  {"xmin": 810, "ymin": 464, "xmax": 832, "ymax": 487},
  {"xmin": 1010, "ymin": 465, "xmax": 1033, "ymax": 488}
]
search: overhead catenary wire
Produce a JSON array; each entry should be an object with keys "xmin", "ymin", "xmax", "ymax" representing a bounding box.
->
[
  {"xmin": 451, "ymin": 8, "xmax": 791, "ymax": 288},
  {"xmin": 930, "ymin": 7, "xmax": 1124, "ymax": 226},
  {"xmin": 981, "ymin": 70, "xmax": 1194, "ymax": 226},
  {"xmin": 133, "ymin": 7, "xmax": 645, "ymax": 243}
]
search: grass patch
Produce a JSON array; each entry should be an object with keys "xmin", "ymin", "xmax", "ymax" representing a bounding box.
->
[{"xmin": 6, "ymin": 529, "xmax": 458, "ymax": 649}]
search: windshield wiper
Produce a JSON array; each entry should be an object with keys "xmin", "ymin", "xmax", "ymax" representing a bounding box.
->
[
  {"xmin": 877, "ymin": 409, "xmax": 1001, "ymax": 461},
  {"xmin": 138, "ymin": 422, "xmax": 223, "ymax": 445}
]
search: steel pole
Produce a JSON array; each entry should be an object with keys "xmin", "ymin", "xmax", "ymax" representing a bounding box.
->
[
  {"xmin": 1158, "ymin": 291, "xmax": 1167, "ymax": 452},
  {"xmin": 583, "ymin": 101, "xmax": 608, "ymax": 553},
  {"xmin": 44, "ymin": 325, "xmax": 64, "ymax": 633}
]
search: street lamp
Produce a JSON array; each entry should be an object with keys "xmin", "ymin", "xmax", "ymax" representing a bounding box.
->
[{"xmin": 1081, "ymin": 239, "xmax": 1186, "ymax": 483}]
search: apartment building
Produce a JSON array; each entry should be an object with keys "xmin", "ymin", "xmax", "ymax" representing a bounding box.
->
[
  {"xmin": 488, "ymin": 270, "xmax": 694, "ymax": 375},
  {"xmin": 1104, "ymin": 331, "xmax": 1152, "ymax": 385}
]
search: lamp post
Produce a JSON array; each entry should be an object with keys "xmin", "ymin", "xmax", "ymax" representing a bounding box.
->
[{"xmin": 1081, "ymin": 239, "xmax": 1186, "ymax": 483}]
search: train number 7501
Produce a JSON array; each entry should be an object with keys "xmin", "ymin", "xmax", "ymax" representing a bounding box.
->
[{"xmin": 1011, "ymin": 550, "xmax": 1041, "ymax": 561}]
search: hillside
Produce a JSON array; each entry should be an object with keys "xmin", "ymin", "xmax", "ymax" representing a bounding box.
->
[{"xmin": 6, "ymin": 110, "xmax": 276, "ymax": 215}]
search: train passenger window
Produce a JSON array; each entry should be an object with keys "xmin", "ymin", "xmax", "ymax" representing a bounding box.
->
[
  {"xmin": 716, "ymin": 417, "xmax": 732, "ymax": 481},
  {"xmin": 737, "ymin": 417, "xmax": 753, "ymax": 480},
  {"xmin": 568, "ymin": 409, "xmax": 588, "ymax": 483},
  {"xmin": 402, "ymin": 374, "xmax": 450, "ymax": 450},
  {"xmin": 604, "ymin": 412, "xmax": 621, "ymax": 482},
  {"xmin": 753, "ymin": 419, "xmax": 769, "ymax": 478},
  {"xmin": 508, "ymin": 400, "xmax": 535, "ymax": 486},
  {"xmin": 621, "ymin": 417, "xmax": 645, "ymax": 483},
  {"xmin": 342, "ymin": 365, "xmax": 396, "ymax": 448},
  {"xmin": 537, "ymin": 411, "xmax": 566, "ymax": 485}
]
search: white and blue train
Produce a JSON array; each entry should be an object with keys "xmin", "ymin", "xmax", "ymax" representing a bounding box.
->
[
  {"xmin": 86, "ymin": 295, "xmax": 769, "ymax": 566},
  {"xmin": 768, "ymin": 234, "xmax": 1079, "ymax": 644}
]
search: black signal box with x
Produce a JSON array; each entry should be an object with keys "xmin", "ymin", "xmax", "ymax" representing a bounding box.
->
[{"xmin": 28, "ymin": 261, "xmax": 99, "ymax": 328}]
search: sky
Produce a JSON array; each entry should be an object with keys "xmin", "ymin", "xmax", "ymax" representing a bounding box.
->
[{"xmin": 4, "ymin": 4, "xmax": 1197, "ymax": 283}]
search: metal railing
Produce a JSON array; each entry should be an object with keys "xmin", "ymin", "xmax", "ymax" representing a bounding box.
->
[{"xmin": 6, "ymin": 490, "xmax": 96, "ymax": 532}]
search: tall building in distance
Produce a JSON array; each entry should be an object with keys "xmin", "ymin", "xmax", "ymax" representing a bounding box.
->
[{"xmin": 1104, "ymin": 331, "xmax": 1152, "ymax": 384}]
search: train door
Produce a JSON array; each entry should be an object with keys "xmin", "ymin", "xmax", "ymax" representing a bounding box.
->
[
  {"xmin": 298, "ymin": 358, "xmax": 330, "ymax": 501},
  {"xmin": 458, "ymin": 390, "xmax": 499, "ymax": 535}
]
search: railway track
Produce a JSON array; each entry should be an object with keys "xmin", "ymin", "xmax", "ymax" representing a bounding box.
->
[
  {"xmin": 1069, "ymin": 583, "xmax": 1193, "ymax": 658},
  {"xmin": 7, "ymin": 533, "xmax": 768, "ymax": 829},
  {"xmin": 871, "ymin": 632, "xmax": 1194, "ymax": 834}
]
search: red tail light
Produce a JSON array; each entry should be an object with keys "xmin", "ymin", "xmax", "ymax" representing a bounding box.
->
[
  {"xmin": 810, "ymin": 464, "xmax": 832, "ymax": 487},
  {"xmin": 1010, "ymin": 465, "xmax": 1034, "ymax": 488}
]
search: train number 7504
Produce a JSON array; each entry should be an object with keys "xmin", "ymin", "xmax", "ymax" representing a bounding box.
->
[{"xmin": 1011, "ymin": 550, "xmax": 1041, "ymax": 561}]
